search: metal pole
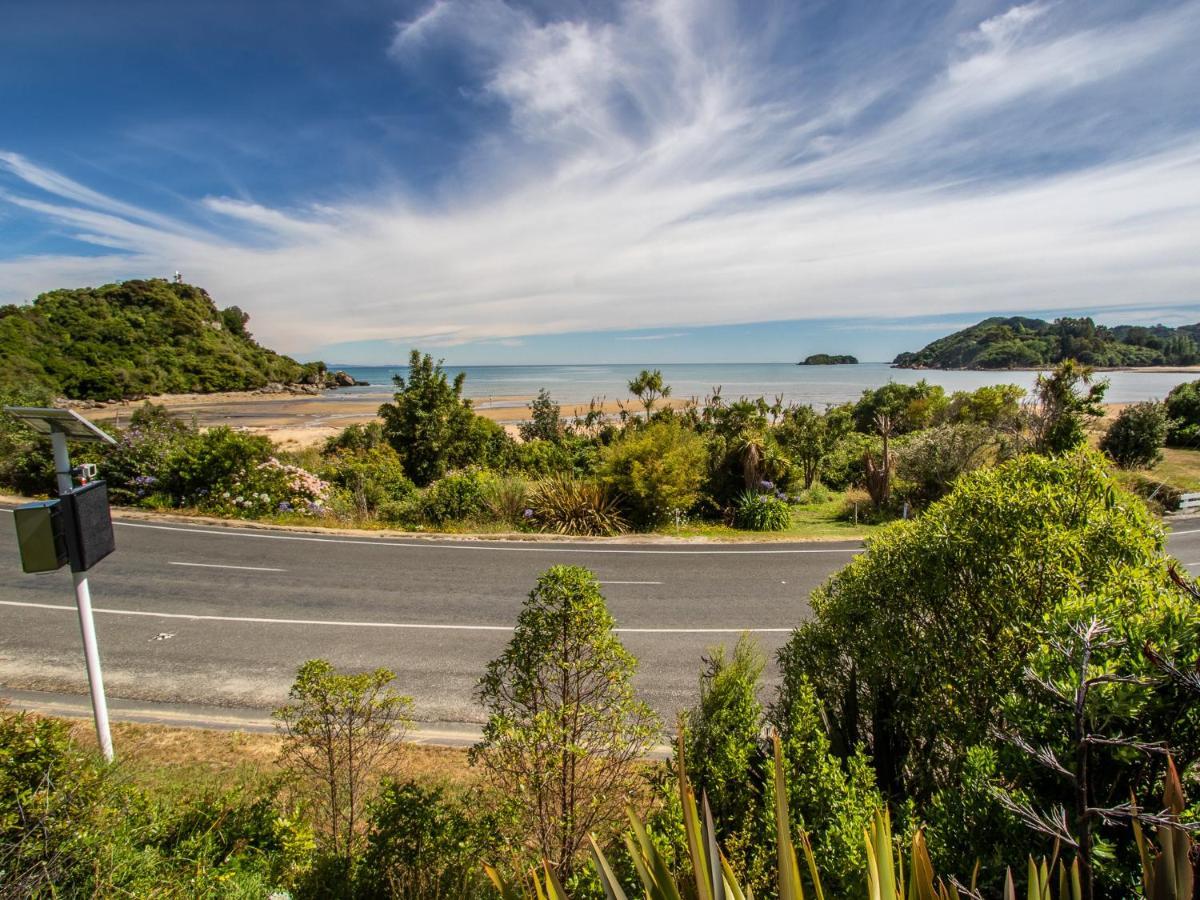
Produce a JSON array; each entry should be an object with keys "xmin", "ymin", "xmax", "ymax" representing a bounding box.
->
[{"xmin": 50, "ymin": 429, "xmax": 114, "ymax": 762}]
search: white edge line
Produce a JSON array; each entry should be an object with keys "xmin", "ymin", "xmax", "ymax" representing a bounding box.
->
[
  {"xmin": 599, "ymin": 580, "xmax": 663, "ymax": 585},
  {"xmin": 0, "ymin": 600, "xmax": 792, "ymax": 634},
  {"xmin": 112, "ymin": 520, "xmax": 861, "ymax": 555},
  {"xmin": 169, "ymin": 561, "xmax": 286, "ymax": 573}
]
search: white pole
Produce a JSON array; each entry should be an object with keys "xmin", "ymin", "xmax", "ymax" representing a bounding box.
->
[{"xmin": 50, "ymin": 429, "xmax": 114, "ymax": 762}]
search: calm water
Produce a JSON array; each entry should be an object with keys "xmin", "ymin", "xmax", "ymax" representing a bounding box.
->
[{"xmin": 327, "ymin": 363, "xmax": 1198, "ymax": 410}]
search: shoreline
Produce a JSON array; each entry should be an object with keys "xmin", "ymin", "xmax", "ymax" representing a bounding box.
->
[{"xmin": 75, "ymin": 389, "xmax": 690, "ymax": 448}]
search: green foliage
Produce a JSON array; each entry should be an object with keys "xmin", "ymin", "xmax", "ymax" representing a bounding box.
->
[
  {"xmin": 1164, "ymin": 379, "xmax": 1200, "ymax": 447},
  {"xmin": 1100, "ymin": 400, "xmax": 1169, "ymax": 469},
  {"xmin": 895, "ymin": 422, "xmax": 995, "ymax": 506},
  {"xmin": 480, "ymin": 474, "xmax": 534, "ymax": 528},
  {"xmin": 0, "ymin": 387, "xmax": 57, "ymax": 495},
  {"xmin": 526, "ymin": 475, "xmax": 628, "ymax": 536},
  {"xmin": 1028, "ymin": 360, "xmax": 1108, "ymax": 455},
  {"xmin": 852, "ymin": 380, "xmax": 947, "ymax": 434},
  {"xmin": 322, "ymin": 446, "xmax": 416, "ymax": 518},
  {"xmin": 357, "ymin": 780, "xmax": 500, "ymax": 899},
  {"xmin": 324, "ymin": 421, "xmax": 389, "ymax": 455},
  {"xmin": 776, "ymin": 403, "xmax": 852, "ymax": 489},
  {"xmin": 776, "ymin": 450, "xmax": 1165, "ymax": 803},
  {"xmin": 894, "ymin": 315, "xmax": 1200, "ymax": 369},
  {"xmin": 732, "ymin": 490, "xmax": 791, "ymax": 531},
  {"xmin": 472, "ymin": 566, "xmax": 660, "ymax": 880},
  {"xmin": 378, "ymin": 350, "xmax": 513, "ymax": 486},
  {"xmin": 419, "ymin": 470, "xmax": 487, "ymax": 526},
  {"xmin": 772, "ymin": 678, "xmax": 884, "ymax": 893},
  {"xmin": 599, "ymin": 419, "xmax": 706, "ymax": 528},
  {"xmin": 944, "ymin": 383, "xmax": 1026, "ymax": 427},
  {"xmin": 0, "ymin": 705, "xmax": 296, "ymax": 897},
  {"xmin": 519, "ymin": 389, "xmax": 564, "ymax": 443},
  {"xmin": 627, "ymin": 369, "xmax": 671, "ymax": 418},
  {"xmin": 0, "ymin": 279, "xmax": 321, "ymax": 399},
  {"xmin": 678, "ymin": 636, "xmax": 772, "ymax": 892},
  {"xmin": 274, "ymin": 659, "xmax": 413, "ymax": 862}
]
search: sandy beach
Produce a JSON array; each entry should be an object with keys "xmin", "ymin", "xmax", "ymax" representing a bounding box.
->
[{"xmin": 78, "ymin": 389, "xmax": 690, "ymax": 448}]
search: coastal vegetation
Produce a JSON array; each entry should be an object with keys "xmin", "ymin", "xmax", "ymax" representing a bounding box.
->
[
  {"xmin": 0, "ymin": 279, "xmax": 328, "ymax": 400},
  {"xmin": 894, "ymin": 315, "xmax": 1200, "ymax": 369},
  {"xmin": 4, "ymin": 449, "xmax": 1198, "ymax": 898},
  {"xmin": 799, "ymin": 353, "xmax": 857, "ymax": 365},
  {"xmin": 7, "ymin": 351, "xmax": 1200, "ymax": 535}
]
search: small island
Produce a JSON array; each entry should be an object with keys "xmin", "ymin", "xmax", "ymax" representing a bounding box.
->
[{"xmin": 799, "ymin": 354, "xmax": 858, "ymax": 365}]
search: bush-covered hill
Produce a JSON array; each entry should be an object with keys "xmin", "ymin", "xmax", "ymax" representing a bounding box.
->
[
  {"xmin": 800, "ymin": 353, "xmax": 858, "ymax": 365},
  {"xmin": 893, "ymin": 315, "xmax": 1200, "ymax": 369},
  {"xmin": 0, "ymin": 279, "xmax": 325, "ymax": 400}
]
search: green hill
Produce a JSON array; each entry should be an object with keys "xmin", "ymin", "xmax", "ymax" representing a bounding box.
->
[
  {"xmin": 0, "ymin": 279, "xmax": 325, "ymax": 400},
  {"xmin": 893, "ymin": 316, "xmax": 1200, "ymax": 370}
]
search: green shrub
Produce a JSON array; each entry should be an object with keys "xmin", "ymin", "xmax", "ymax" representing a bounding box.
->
[
  {"xmin": 732, "ymin": 490, "xmax": 791, "ymax": 531},
  {"xmin": 527, "ymin": 475, "xmax": 627, "ymax": 536},
  {"xmin": 1165, "ymin": 378, "xmax": 1200, "ymax": 447},
  {"xmin": 419, "ymin": 470, "xmax": 486, "ymax": 525},
  {"xmin": 677, "ymin": 635, "xmax": 772, "ymax": 893},
  {"xmin": 598, "ymin": 419, "xmax": 706, "ymax": 528},
  {"xmin": 322, "ymin": 446, "xmax": 415, "ymax": 517},
  {"xmin": 1100, "ymin": 400, "xmax": 1169, "ymax": 468},
  {"xmin": 777, "ymin": 450, "xmax": 1168, "ymax": 805},
  {"xmin": 357, "ymin": 780, "xmax": 499, "ymax": 899},
  {"xmin": 772, "ymin": 678, "xmax": 884, "ymax": 894},
  {"xmin": 379, "ymin": 351, "xmax": 513, "ymax": 485},
  {"xmin": 894, "ymin": 422, "xmax": 995, "ymax": 505}
]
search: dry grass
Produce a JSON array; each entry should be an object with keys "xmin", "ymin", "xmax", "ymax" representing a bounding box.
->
[{"xmin": 57, "ymin": 716, "xmax": 478, "ymax": 794}]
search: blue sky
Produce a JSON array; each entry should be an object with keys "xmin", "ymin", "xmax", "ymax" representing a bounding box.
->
[{"xmin": 2, "ymin": 0, "xmax": 1199, "ymax": 364}]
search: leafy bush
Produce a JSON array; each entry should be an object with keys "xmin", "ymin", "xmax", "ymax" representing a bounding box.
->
[
  {"xmin": 1165, "ymin": 378, "xmax": 1200, "ymax": 447},
  {"xmin": 274, "ymin": 660, "xmax": 413, "ymax": 863},
  {"xmin": 598, "ymin": 419, "xmax": 706, "ymax": 528},
  {"xmin": 777, "ymin": 450, "xmax": 1165, "ymax": 803},
  {"xmin": 852, "ymin": 380, "xmax": 946, "ymax": 433},
  {"xmin": 418, "ymin": 470, "xmax": 486, "ymax": 526},
  {"xmin": 894, "ymin": 422, "xmax": 995, "ymax": 506},
  {"xmin": 322, "ymin": 446, "xmax": 415, "ymax": 517},
  {"xmin": 518, "ymin": 389, "xmax": 564, "ymax": 443},
  {"xmin": 677, "ymin": 636, "xmax": 772, "ymax": 892},
  {"xmin": 472, "ymin": 566, "xmax": 660, "ymax": 881},
  {"xmin": 1101, "ymin": 400, "xmax": 1169, "ymax": 469},
  {"xmin": 732, "ymin": 490, "xmax": 791, "ymax": 531},
  {"xmin": 357, "ymin": 780, "xmax": 499, "ymax": 899},
  {"xmin": 0, "ymin": 387, "xmax": 57, "ymax": 495},
  {"xmin": 527, "ymin": 475, "xmax": 627, "ymax": 536},
  {"xmin": 378, "ymin": 351, "xmax": 513, "ymax": 485}
]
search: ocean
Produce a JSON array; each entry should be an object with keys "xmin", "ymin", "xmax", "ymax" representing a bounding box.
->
[{"xmin": 327, "ymin": 362, "xmax": 1199, "ymax": 410}]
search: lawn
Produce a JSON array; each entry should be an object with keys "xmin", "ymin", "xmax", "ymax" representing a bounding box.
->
[{"xmin": 656, "ymin": 496, "xmax": 879, "ymax": 542}]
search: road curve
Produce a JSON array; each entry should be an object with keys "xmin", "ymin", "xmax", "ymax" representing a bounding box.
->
[{"xmin": 3, "ymin": 509, "xmax": 1200, "ymax": 730}]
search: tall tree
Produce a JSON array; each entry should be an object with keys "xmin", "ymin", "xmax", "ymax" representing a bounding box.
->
[
  {"xmin": 378, "ymin": 349, "xmax": 506, "ymax": 485},
  {"xmin": 471, "ymin": 566, "xmax": 660, "ymax": 881}
]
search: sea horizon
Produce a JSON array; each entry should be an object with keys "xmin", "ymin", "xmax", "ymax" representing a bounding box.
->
[{"xmin": 324, "ymin": 361, "xmax": 1200, "ymax": 410}]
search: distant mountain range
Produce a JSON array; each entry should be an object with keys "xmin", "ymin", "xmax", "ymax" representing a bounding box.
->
[
  {"xmin": 893, "ymin": 316, "xmax": 1200, "ymax": 370},
  {"xmin": 0, "ymin": 279, "xmax": 327, "ymax": 401}
]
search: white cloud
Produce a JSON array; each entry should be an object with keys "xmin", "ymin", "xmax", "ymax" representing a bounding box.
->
[{"xmin": 2, "ymin": 0, "xmax": 1199, "ymax": 356}]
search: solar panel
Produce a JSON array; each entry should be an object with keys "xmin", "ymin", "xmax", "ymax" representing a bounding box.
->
[{"xmin": 2, "ymin": 407, "xmax": 117, "ymax": 444}]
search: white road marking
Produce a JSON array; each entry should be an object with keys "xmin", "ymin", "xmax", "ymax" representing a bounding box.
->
[
  {"xmin": 1173, "ymin": 529, "xmax": 1200, "ymax": 536},
  {"xmin": 169, "ymin": 561, "xmax": 285, "ymax": 573},
  {"xmin": 113, "ymin": 520, "xmax": 862, "ymax": 555},
  {"xmin": 599, "ymin": 580, "xmax": 663, "ymax": 585},
  {"xmin": 1185, "ymin": 562, "xmax": 1200, "ymax": 567},
  {"xmin": 0, "ymin": 599, "xmax": 792, "ymax": 634}
]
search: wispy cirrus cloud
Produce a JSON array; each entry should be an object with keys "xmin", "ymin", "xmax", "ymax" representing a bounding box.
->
[{"xmin": 1, "ymin": 1, "xmax": 1198, "ymax": 359}]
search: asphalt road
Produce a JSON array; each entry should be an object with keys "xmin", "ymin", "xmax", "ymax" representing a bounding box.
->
[{"xmin": 3, "ymin": 510, "xmax": 1200, "ymax": 730}]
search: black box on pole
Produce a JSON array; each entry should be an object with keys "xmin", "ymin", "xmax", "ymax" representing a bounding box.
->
[{"xmin": 61, "ymin": 480, "xmax": 116, "ymax": 572}]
